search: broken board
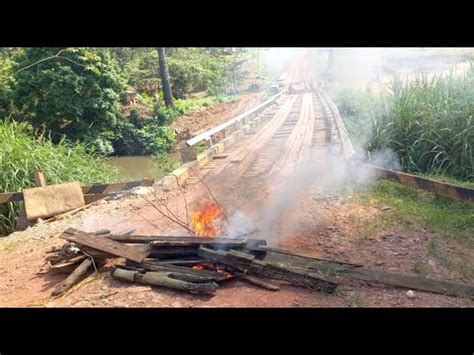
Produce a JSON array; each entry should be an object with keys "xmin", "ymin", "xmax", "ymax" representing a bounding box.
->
[
  {"xmin": 60, "ymin": 228, "xmax": 149, "ymax": 263},
  {"xmin": 23, "ymin": 182, "xmax": 85, "ymax": 221}
]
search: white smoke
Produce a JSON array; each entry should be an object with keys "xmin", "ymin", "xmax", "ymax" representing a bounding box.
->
[
  {"xmin": 224, "ymin": 210, "xmax": 256, "ymax": 239},
  {"xmin": 256, "ymin": 144, "xmax": 401, "ymax": 245}
]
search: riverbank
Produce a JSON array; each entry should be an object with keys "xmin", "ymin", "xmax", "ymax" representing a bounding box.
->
[{"xmin": 108, "ymin": 92, "xmax": 266, "ymax": 181}]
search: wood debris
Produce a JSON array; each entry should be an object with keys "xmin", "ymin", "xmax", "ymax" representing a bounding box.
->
[{"xmin": 44, "ymin": 228, "xmax": 474, "ymax": 299}]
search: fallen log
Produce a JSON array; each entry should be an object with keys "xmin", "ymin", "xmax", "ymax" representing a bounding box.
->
[
  {"xmin": 112, "ymin": 268, "xmax": 219, "ymax": 294},
  {"xmin": 52, "ymin": 258, "xmax": 92, "ymax": 296},
  {"xmin": 61, "ymin": 228, "xmax": 149, "ymax": 263},
  {"xmin": 198, "ymin": 247, "xmax": 337, "ymax": 293}
]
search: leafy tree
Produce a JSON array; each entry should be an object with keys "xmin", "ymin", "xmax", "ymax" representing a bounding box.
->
[
  {"xmin": 10, "ymin": 47, "xmax": 127, "ymax": 154},
  {"xmin": 0, "ymin": 48, "xmax": 19, "ymax": 118}
]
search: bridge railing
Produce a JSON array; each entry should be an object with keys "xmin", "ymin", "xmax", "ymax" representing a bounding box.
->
[
  {"xmin": 319, "ymin": 89, "xmax": 356, "ymax": 161},
  {"xmin": 185, "ymin": 92, "xmax": 283, "ymax": 147}
]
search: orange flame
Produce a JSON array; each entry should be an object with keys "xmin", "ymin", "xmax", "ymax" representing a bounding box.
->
[
  {"xmin": 192, "ymin": 263, "xmax": 235, "ymax": 279},
  {"xmin": 189, "ymin": 202, "xmax": 222, "ymax": 237}
]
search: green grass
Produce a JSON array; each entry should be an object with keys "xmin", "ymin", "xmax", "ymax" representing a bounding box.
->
[
  {"xmin": 174, "ymin": 95, "xmax": 240, "ymax": 115},
  {"xmin": 356, "ymin": 180, "xmax": 474, "ymax": 248},
  {"xmin": 332, "ymin": 66, "xmax": 474, "ymax": 181},
  {"xmin": 0, "ymin": 120, "xmax": 117, "ymax": 235}
]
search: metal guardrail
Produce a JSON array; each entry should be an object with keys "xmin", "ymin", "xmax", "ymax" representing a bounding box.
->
[{"xmin": 185, "ymin": 92, "xmax": 283, "ymax": 147}]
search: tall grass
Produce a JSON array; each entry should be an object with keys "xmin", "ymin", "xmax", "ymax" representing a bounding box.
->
[
  {"xmin": 0, "ymin": 120, "xmax": 117, "ymax": 235},
  {"xmin": 333, "ymin": 66, "xmax": 474, "ymax": 181}
]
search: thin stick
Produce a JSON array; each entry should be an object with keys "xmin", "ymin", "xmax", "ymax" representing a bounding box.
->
[
  {"xmin": 171, "ymin": 175, "xmax": 190, "ymax": 225},
  {"xmin": 140, "ymin": 195, "xmax": 196, "ymax": 235},
  {"xmin": 147, "ymin": 187, "xmax": 186, "ymax": 226}
]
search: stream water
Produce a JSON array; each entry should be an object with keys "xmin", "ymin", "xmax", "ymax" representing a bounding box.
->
[{"xmin": 107, "ymin": 156, "xmax": 166, "ymax": 181}]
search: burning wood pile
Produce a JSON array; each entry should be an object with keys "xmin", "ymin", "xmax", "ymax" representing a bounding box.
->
[{"xmin": 42, "ymin": 202, "xmax": 474, "ymax": 300}]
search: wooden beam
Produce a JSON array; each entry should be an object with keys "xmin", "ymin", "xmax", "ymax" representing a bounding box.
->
[
  {"xmin": 336, "ymin": 267, "xmax": 474, "ymax": 299},
  {"xmin": 197, "ymin": 247, "xmax": 337, "ymax": 293},
  {"xmin": 60, "ymin": 228, "xmax": 149, "ymax": 263},
  {"xmin": 360, "ymin": 163, "xmax": 474, "ymax": 203},
  {"xmin": 237, "ymin": 273, "xmax": 280, "ymax": 291},
  {"xmin": 34, "ymin": 170, "xmax": 46, "ymax": 187},
  {"xmin": 252, "ymin": 247, "xmax": 474, "ymax": 299},
  {"xmin": 52, "ymin": 258, "xmax": 92, "ymax": 296},
  {"xmin": 110, "ymin": 234, "xmax": 247, "ymax": 246}
]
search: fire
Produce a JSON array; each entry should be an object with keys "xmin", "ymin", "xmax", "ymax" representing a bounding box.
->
[
  {"xmin": 192, "ymin": 263, "xmax": 235, "ymax": 279},
  {"xmin": 190, "ymin": 202, "xmax": 222, "ymax": 237}
]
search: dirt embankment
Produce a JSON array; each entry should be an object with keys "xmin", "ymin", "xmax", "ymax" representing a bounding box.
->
[{"xmin": 171, "ymin": 92, "xmax": 265, "ymax": 143}]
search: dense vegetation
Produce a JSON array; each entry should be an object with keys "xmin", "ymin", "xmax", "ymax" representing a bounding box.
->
[
  {"xmin": 0, "ymin": 47, "xmax": 266, "ymax": 156},
  {"xmin": 0, "ymin": 47, "xmax": 267, "ymax": 234},
  {"xmin": 332, "ymin": 68, "xmax": 474, "ymax": 181}
]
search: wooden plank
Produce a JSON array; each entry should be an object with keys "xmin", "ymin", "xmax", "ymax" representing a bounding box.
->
[
  {"xmin": 34, "ymin": 170, "xmax": 46, "ymax": 187},
  {"xmin": 362, "ymin": 163, "xmax": 474, "ymax": 203},
  {"xmin": 337, "ymin": 267, "xmax": 474, "ymax": 299},
  {"xmin": 0, "ymin": 191, "xmax": 23, "ymax": 204},
  {"xmin": 230, "ymin": 97, "xmax": 296, "ymax": 164},
  {"xmin": 238, "ymin": 273, "xmax": 281, "ymax": 291},
  {"xmin": 148, "ymin": 246, "xmax": 199, "ymax": 258},
  {"xmin": 52, "ymin": 258, "xmax": 92, "ymax": 296},
  {"xmin": 149, "ymin": 238, "xmax": 247, "ymax": 247},
  {"xmin": 60, "ymin": 228, "xmax": 149, "ymax": 263},
  {"xmin": 23, "ymin": 182, "xmax": 85, "ymax": 221},
  {"xmin": 110, "ymin": 234, "xmax": 247, "ymax": 245}
]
